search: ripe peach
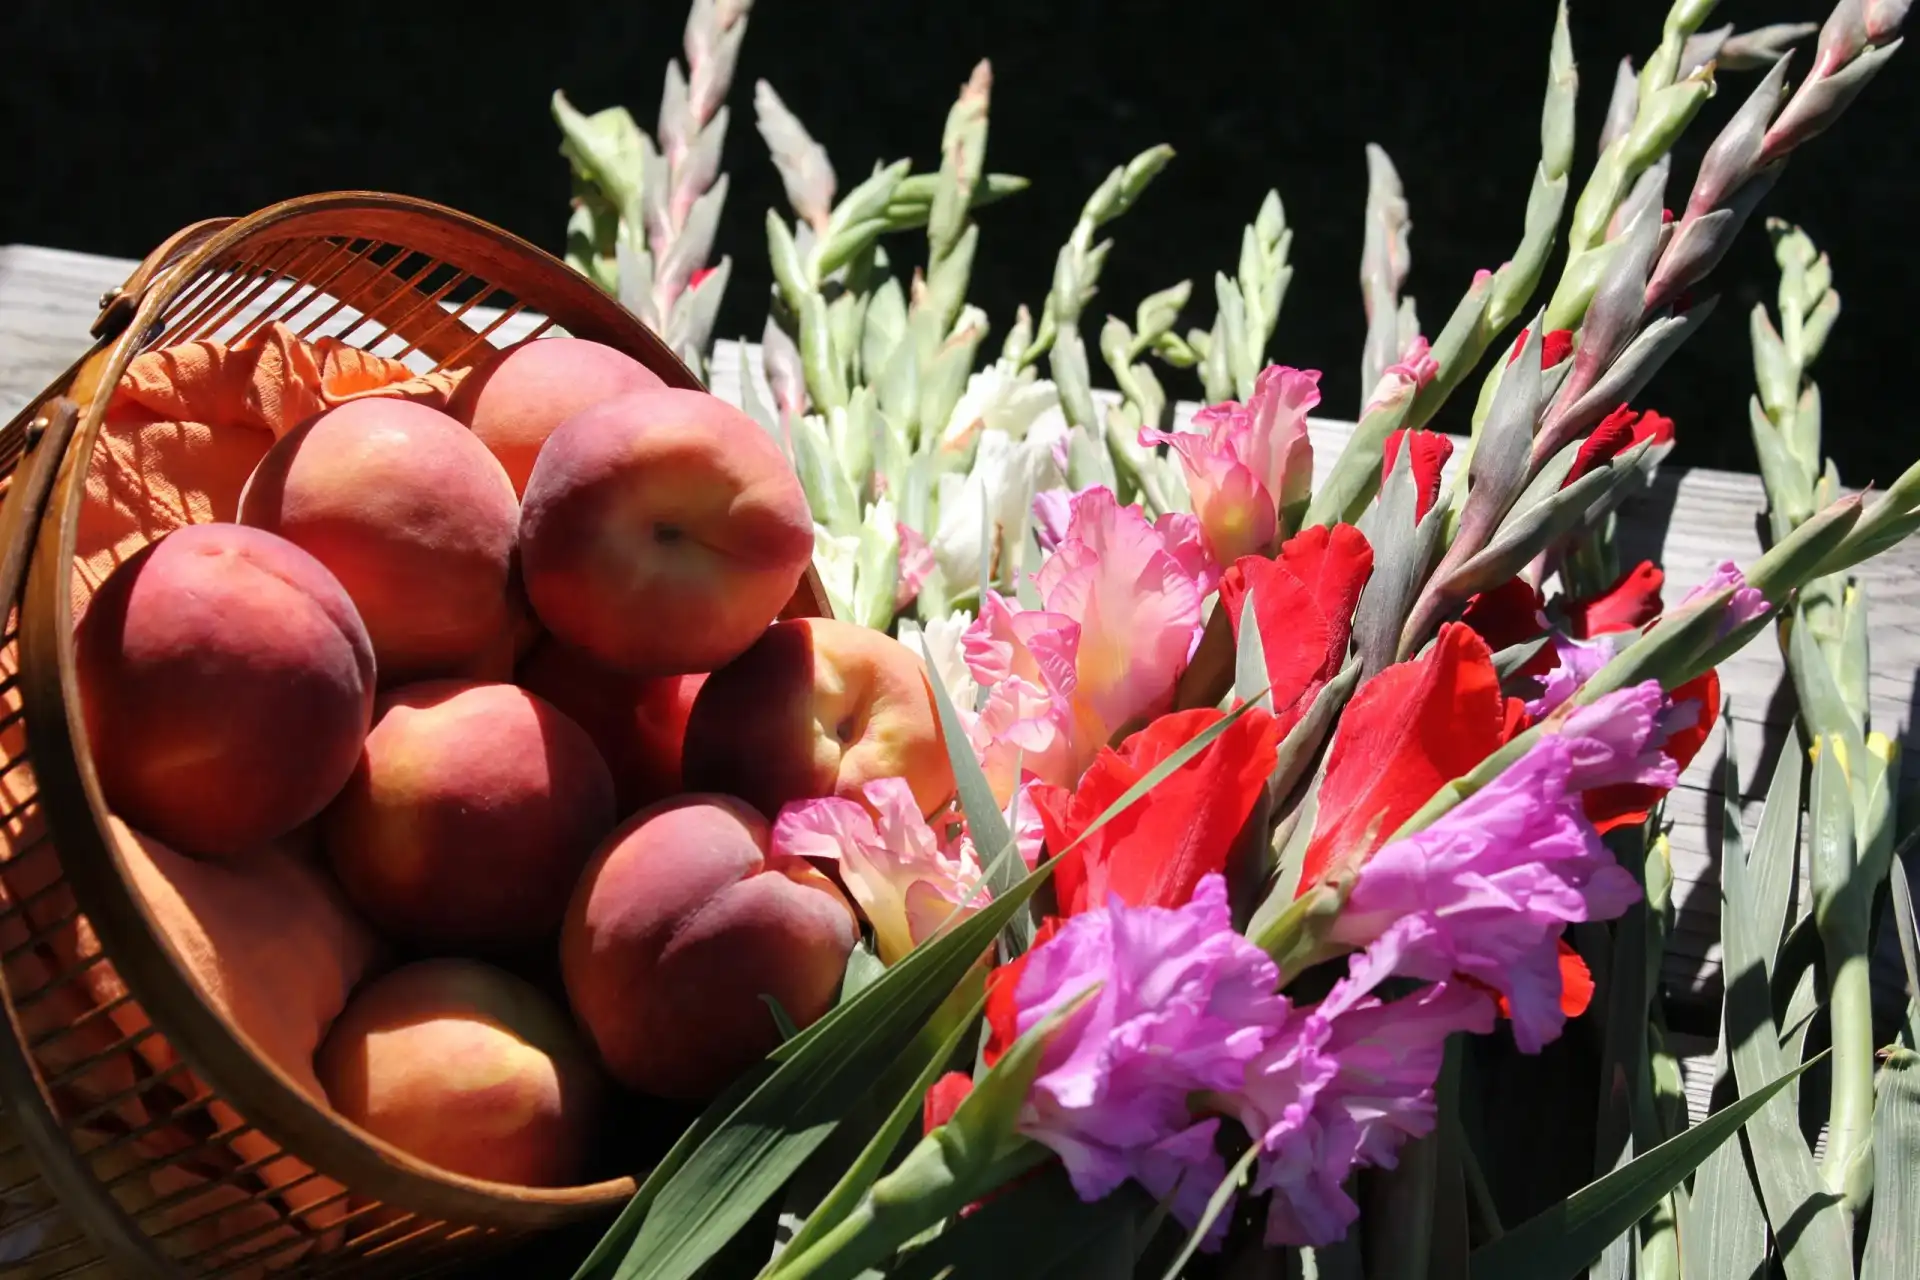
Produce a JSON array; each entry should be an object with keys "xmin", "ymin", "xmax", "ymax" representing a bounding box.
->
[
  {"xmin": 238, "ymin": 397, "xmax": 519, "ymax": 685},
  {"xmin": 323, "ymin": 681, "xmax": 616, "ymax": 949},
  {"xmin": 516, "ymin": 637, "xmax": 705, "ymax": 815},
  {"xmin": 561, "ymin": 795, "xmax": 858, "ymax": 1100},
  {"xmin": 683, "ymin": 617, "xmax": 955, "ymax": 819},
  {"xmin": 112, "ymin": 816, "xmax": 384, "ymax": 1104},
  {"xmin": 518, "ymin": 388, "xmax": 813, "ymax": 676},
  {"xmin": 315, "ymin": 959, "xmax": 603, "ymax": 1187},
  {"xmin": 76, "ymin": 523, "xmax": 375, "ymax": 860},
  {"xmin": 448, "ymin": 337, "xmax": 666, "ymax": 496}
]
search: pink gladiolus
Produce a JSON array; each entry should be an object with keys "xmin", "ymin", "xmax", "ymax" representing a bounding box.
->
[
  {"xmin": 771, "ymin": 777, "xmax": 987, "ymax": 965},
  {"xmin": 1326, "ymin": 684, "xmax": 1672, "ymax": 1052},
  {"xmin": 1140, "ymin": 365, "xmax": 1319, "ymax": 565},
  {"xmin": 1006, "ymin": 875, "xmax": 1290, "ymax": 1248},
  {"xmin": 965, "ymin": 488, "xmax": 1207, "ymax": 798}
]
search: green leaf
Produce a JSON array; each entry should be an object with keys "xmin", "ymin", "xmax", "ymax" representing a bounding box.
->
[
  {"xmin": 888, "ymin": 1169, "xmax": 1148, "ymax": 1280},
  {"xmin": 778, "ymin": 993, "xmax": 982, "ymax": 1262},
  {"xmin": 1445, "ymin": 442, "xmax": 1652, "ymax": 599},
  {"xmin": 1302, "ymin": 390, "xmax": 1414, "ymax": 528},
  {"xmin": 1861, "ymin": 1049, "xmax": 1920, "ymax": 1280},
  {"xmin": 1745, "ymin": 718, "xmax": 1805, "ymax": 977},
  {"xmin": 1890, "ymin": 854, "xmax": 1920, "ymax": 1016},
  {"xmin": 1466, "ymin": 1055, "xmax": 1820, "ymax": 1280},
  {"xmin": 1720, "ymin": 744, "xmax": 1856, "ymax": 1280},
  {"xmin": 1234, "ymin": 587, "xmax": 1270, "ymax": 710},
  {"xmin": 918, "ymin": 634, "xmax": 1029, "ymax": 957}
]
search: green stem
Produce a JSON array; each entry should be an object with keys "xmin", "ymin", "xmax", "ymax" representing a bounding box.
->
[{"xmin": 1822, "ymin": 945, "xmax": 1877, "ymax": 1212}]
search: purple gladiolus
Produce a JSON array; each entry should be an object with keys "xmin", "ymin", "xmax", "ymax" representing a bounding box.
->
[
  {"xmin": 1326, "ymin": 684, "xmax": 1673, "ymax": 1052},
  {"xmin": 1007, "ymin": 874, "xmax": 1290, "ymax": 1248},
  {"xmin": 1680, "ymin": 560, "xmax": 1771, "ymax": 634}
]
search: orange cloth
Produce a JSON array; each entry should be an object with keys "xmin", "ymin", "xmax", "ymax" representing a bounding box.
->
[{"xmin": 75, "ymin": 322, "xmax": 473, "ymax": 612}]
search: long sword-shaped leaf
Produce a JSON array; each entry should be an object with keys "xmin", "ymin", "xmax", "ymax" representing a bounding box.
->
[
  {"xmin": 1155, "ymin": 1142, "xmax": 1261, "ymax": 1280},
  {"xmin": 920, "ymin": 634, "xmax": 1026, "ymax": 954},
  {"xmin": 1467, "ymin": 1056, "xmax": 1820, "ymax": 1280},
  {"xmin": 1721, "ymin": 746, "xmax": 1855, "ymax": 1280},
  {"xmin": 1861, "ymin": 1049, "xmax": 1920, "ymax": 1280},
  {"xmin": 889, "ymin": 1169, "xmax": 1149, "ymax": 1280}
]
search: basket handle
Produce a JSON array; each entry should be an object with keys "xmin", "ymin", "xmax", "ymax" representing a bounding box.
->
[{"xmin": 91, "ymin": 217, "xmax": 237, "ymax": 338}]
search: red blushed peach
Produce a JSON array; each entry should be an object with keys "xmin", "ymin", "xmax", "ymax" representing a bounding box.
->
[
  {"xmin": 518, "ymin": 389, "xmax": 813, "ymax": 676},
  {"xmin": 238, "ymin": 397, "xmax": 519, "ymax": 685},
  {"xmin": 516, "ymin": 637, "xmax": 705, "ymax": 815},
  {"xmin": 683, "ymin": 617, "xmax": 955, "ymax": 819},
  {"xmin": 448, "ymin": 337, "xmax": 666, "ymax": 496},
  {"xmin": 561, "ymin": 796, "xmax": 857, "ymax": 1100},
  {"xmin": 323, "ymin": 681, "xmax": 616, "ymax": 950},
  {"xmin": 76, "ymin": 523, "xmax": 375, "ymax": 860},
  {"xmin": 316, "ymin": 959, "xmax": 603, "ymax": 1187}
]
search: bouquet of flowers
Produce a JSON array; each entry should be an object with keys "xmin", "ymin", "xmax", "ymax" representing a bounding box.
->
[{"xmin": 551, "ymin": 1, "xmax": 1920, "ymax": 1275}]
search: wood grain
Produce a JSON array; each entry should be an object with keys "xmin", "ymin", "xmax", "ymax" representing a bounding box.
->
[{"xmin": 6, "ymin": 242, "xmax": 1917, "ymax": 1133}]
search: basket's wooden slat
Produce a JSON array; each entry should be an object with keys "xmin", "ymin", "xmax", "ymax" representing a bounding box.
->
[{"xmin": 4, "ymin": 239, "xmax": 1917, "ymax": 1164}]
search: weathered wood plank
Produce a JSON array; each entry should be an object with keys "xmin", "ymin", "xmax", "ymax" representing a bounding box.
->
[{"xmin": 5, "ymin": 242, "xmax": 1917, "ymax": 1128}]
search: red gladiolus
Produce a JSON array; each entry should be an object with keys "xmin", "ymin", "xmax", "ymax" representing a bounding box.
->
[
  {"xmin": 688, "ymin": 265, "xmax": 719, "ymax": 291},
  {"xmin": 1632, "ymin": 410, "xmax": 1675, "ymax": 446},
  {"xmin": 1565, "ymin": 406, "xmax": 1675, "ymax": 487},
  {"xmin": 1460, "ymin": 577, "xmax": 1554, "ymax": 677},
  {"xmin": 1381, "ymin": 429, "xmax": 1454, "ymax": 521},
  {"xmin": 1584, "ymin": 668, "xmax": 1720, "ymax": 833},
  {"xmin": 1298, "ymin": 624, "xmax": 1513, "ymax": 891},
  {"xmin": 1508, "ymin": 326, "xmax": 1575, "ymax": 369},
  {"xmin": 1567, "ymin": 561, "xmax": 1665, "ymax": 638},
  {"xmin": 1220, "ymin": 524, "xmax": 1374, "ymax": 729},
  {"xmin": 983, "ymin": 915, "xmax": 1060, "ymax": 1067},
  {"xmin": 1029, "ymin": 706, "xmax": 1284, "ymax": 919},
  {"xmin": 923, "ymin": 1071, "xmax": 975, "ymax": 1133}
]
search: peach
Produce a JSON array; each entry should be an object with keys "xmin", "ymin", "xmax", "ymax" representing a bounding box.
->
[
  {"xmin": 76, "ymin": 523, "xmax": 376, "ymax": 860},
  {"xmin": 518, "ymin": 388, "xmax": 814, "ymax": 676},
  {"xmin": 561, "ymin": 795, "xmax": 857, "ymax": 1099},
  {"xmin": 683, "ymin": 617, "xmax": 955, "ymax": 819},
  {"xmin": 448, "ymin": 337, "xmax": 666, "ymax": 496},
  {"xmin": 323, "ymin": 680, "xmax": 616, "ymax": 949},
  {"xmin": 238, "ymin": 397, "xmax": 519, "ymax": 685},
  {"xmin": 516, "ymin": 637, "xmax": 705, "ymax": 815},
  {"xmin": 316, "ymin": 959, "xmax": 602, "ymax": 1187},
  {"xmin": 111, "ymin": 816, "xmax": 384, "ymax": 1104}
]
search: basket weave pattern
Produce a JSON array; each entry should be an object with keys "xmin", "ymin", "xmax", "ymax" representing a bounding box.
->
[{"xmin": 0, "ymin": 195, "xmax": 721, "ymax": 1279}]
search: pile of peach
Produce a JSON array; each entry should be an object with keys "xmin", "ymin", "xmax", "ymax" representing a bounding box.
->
[{"xmin": 74, "ymin": 336, "xmax": 955, "ymax": 1190}]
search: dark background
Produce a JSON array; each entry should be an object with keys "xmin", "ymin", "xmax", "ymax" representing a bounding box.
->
[{"xmin": 3, "ymin": 0, "xmax": 1915, "ymax": 479}]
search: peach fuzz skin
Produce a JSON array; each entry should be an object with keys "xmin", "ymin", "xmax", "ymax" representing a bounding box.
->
[
  {"xmin": 683, "ymin": 617, "xmax": 956, "ymax": 820},
  {"xmin": 561, "ymin": 796, "xmax": 857, "ymax": 1100},
  {"xmin": 516, "ymin": 638, "xmax": 705, "ymax": 816},
  {"xmin": 518, "ymin": 388, "xmax": 814, "ymax": 677},
  {"xmin": 447, "ymin": 337, "xmax": 666, "ymax": 496},
  {"xmin": 238, "ymin": 397, "xmax": 519, "ymax": 687},
  {"xmin": 322, "ymin": 681, "xmax": 616, "ymax": 950},
  {"xmin": 75, "ymin": 523, "xmax": 375, "ymax": 861},
  {"xmin": 315, "ymin": 959, "xmax": 603, "ymax": 1188}
]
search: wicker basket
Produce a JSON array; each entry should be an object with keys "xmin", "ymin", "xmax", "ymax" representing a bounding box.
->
[{"xmin": 0, "ymin": 192, "xmax": 826, "ymax": 1279}]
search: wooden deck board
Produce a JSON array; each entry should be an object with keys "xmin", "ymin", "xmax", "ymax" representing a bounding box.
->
[{"xmin": 5, "ymin": 242, "xmax": 1917, "ymax": 1126}]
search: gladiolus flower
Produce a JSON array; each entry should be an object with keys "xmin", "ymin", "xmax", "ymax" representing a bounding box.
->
[
  {"xmin": 1680, "ymin": 561, "xmax": 1771, "ymax": 635},
  {"xmin": 1381, "ymin": 429, "xmax": 1453, "ymax": 522},
  {"xmin": 923, "ymin": 1071, "xmax": 974, "ymax": 1134},
  {"xmin": 771, "ymin": 777, "xmax": 987, "ymax": 965},
  {"xmin": 1566, "ymin": 561, "xmax": 1665, "ymax": 638},
  {"xmin": 1508, "ymin": 326, "xmax": 1575, "ymax": 369},
  {"xmin": 1234, "ymin": 918, "xmax": 1495, "ymax": 1246},
  {"xmin": 965, "ymin": 489, "xmax": 1209, "ymax": 800},
  {"xmin": 1525, "ymin": 633, "xmax": 1618, "ymax": 720},
  {"xmin": 1219, "ymin": 524, "xmax": 1375, "ymax": 733},
  {"xmin": 1140, "ymin": 365, "xmax": 1319, "ymax": 566},
  {"xmin": 1029, "ymin": 706, "xmax": 1283, "ymax": 918},
  {"xmin": 1326, "ymin": 684, "xmax": 1672, "ymax": 1051},
  {"xmin": 1460, "ymin": 577, "xmax": 1554, "ymax": 677},
  {"xmin": 1564, "ymin": 404, "xmax": 1673, "ymax": 486},
  {"xmin": 996, "ymin": 875, "xmax": 1291, "ymax": 1248},
  {"xmin": 1583, "ymin": 669, "xmax": 1720, "ymax": 833},
  {"xmin": 896, "ymin": 522, "xmax": 935, "ymax": 609},
  {"xmin": 1298, "ymin": 625, "xmax": 1519, "ymax": 891}
]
